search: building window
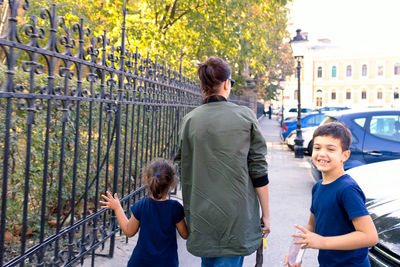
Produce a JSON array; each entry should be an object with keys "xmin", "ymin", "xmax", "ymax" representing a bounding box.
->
[
  {"xmin": 346, "ymin": 89, "xmax": 351, "ymax": 100},
  {"xmin": 331, "ymin": 90, "xmax": 336, "ymax": 100},
  {"xmin": 316, "ymin": 89, "xmax": 323, "ymax": 106},
  {"xmin": 394, "ymin": 63, "xmax": 400, "ymax": 75},
  {"xmin": 377, "ymin": 88, "xmax": 383, "ymax": 99},
  {"xmin": 317, "ymin": 66, "xmax": 322, "ymax": 78},
  {"xmin": 394, "ymin": 87, "xmax": 399, "ymax": 99},
  {"xmin": 377, "ymin": 65, "xmax": 384, "ymax": 76},
  {"xmin": 362, "ymin": 64, "xmax": 367, "ymax": 76},
  {"xmin": 346, "ymin": 65, "xmax": 352, "ymax": 77},
  {"xmin": 332, "ymin": 66, "xmax": 337, "ymax": 77},
  {"xmin": 361, "ymin": 89, "xmax": 367, "ymax": 99}
]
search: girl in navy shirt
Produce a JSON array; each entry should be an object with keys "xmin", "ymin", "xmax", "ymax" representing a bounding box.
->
[{"xmin": 100, "ymin": 158, "xmax": 188, "ymax": 267}]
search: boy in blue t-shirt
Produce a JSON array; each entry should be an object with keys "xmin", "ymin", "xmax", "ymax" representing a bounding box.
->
[{"xmin": 284, "ymin": 122, "xmax": 378, "ymax": 267}]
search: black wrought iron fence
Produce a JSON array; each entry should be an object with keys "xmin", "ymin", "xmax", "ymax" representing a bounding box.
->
[
  {"xmin": 0, "ymin": 1, "xmax": 201, "ymax": 266},
  {"xmin": 229, "ymin": 93, "xmax": 251, "ymax": 107}
]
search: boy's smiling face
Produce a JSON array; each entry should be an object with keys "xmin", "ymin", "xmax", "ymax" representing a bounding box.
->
[{"xmin": 312, "ymin": 135, "xmax": 350, "ymax": 181}]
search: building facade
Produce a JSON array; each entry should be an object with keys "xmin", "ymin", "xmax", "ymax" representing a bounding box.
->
[{"xmin": 281, "ymin": 41, "xmax": 400, "ymax": 110}]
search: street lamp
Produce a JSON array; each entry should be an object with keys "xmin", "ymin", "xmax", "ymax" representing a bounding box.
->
[
  {"xmin": 290, "ymin": 29, "xmax": 308, "ymax": 158},
  {"xmin": 280, "ymin": 86, "xmax": 284, "ymax": 127}
]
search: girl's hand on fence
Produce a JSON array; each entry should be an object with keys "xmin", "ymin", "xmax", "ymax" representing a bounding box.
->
[{"xmin": 100, "ymin": 191, "xmax": 122, "ymax": 211}]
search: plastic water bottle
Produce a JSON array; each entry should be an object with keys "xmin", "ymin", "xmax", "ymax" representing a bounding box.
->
[{"xmin": 288, "ymin": 230, "xmax": 305, "ymax": 265}]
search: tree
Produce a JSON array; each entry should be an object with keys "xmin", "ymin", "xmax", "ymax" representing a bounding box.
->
[
  {"xmin": 258, "ymin": 42, "xmax": 295, "ymax": 101},
  {"xmin": 13, "ymin": 0, "xmax": 292, "ymax": 91}
]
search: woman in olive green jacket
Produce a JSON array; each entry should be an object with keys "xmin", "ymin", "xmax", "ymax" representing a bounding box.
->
[{"xmin": 174, "ymin": 56, "xmax": 270, "ymax": 267}]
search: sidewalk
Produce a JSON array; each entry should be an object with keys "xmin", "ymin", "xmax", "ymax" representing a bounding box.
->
[{"xmin": 83, "ymin": 116, "xmax": 318, "ymax": 267}]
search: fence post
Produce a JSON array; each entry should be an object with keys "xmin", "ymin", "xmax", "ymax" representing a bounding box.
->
[
  {"xmin": 109, "ymin": 0, "xmax": 128, "ymax": 258},
  {"xmin": 0, "ymin": 0, "xmax": 18, "ymax": 265}
]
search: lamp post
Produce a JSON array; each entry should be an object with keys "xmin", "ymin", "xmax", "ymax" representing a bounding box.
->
[
  {"xmin": 280, "ymin": 86, "xmax": 284, "ymax": 126},
  {"xmin": 290, "ymin": 29, "xmax": 308, "ymax": 158}
]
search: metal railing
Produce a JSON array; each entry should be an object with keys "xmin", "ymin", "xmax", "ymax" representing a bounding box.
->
[
  {"xmin": 229, "ymin": 93, "xmax": 251, "ymax": 108},
  {"xmin": 0, "ymin": 1, "xmax": 201, "ymax": 266}
]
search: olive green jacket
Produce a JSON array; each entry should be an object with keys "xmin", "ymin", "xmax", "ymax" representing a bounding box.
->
[{"xmin": 174, "ymin": 100, "xmax": 268, "ymax": 257}]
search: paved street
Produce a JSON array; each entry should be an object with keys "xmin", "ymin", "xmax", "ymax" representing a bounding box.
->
[{"xmin": 84, "ymin": 116, "xmax": 319, "ymax": 267}]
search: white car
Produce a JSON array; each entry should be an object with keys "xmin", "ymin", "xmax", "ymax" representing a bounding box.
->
[
  {"xmin": 286, "ymin": 126, "xmax": 317, "ymax": 154},
  {"xmin": 346, "ymin": 159, "xmax": 400, "ymax": 265},
  {"xmin": 283, "ymin": 107, "xmax": 313, "ymax": 121}
]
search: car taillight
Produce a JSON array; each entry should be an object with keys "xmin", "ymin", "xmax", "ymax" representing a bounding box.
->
[{"xmin": 283, "ymin": 124, "xmax": 288, "ymax": 131}]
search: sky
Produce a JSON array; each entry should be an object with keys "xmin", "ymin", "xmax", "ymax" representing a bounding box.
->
[{"xmin": 287, "ymin": 0, "xmax": 400, "ymax": 49}]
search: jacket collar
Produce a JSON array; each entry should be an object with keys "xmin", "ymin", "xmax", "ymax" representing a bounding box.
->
[{"xmin": 202, "ymin": 95, "xmax": 227, "ymax": 104}]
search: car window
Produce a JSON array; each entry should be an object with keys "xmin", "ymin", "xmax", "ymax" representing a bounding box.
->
[
  {"xmin": 289, "ymin": 108, "xmax": 297, "ymax": 112},
  {"xmin": 305, "ymin": 114, "xmax": 326, "ymax": 125},
  {"xmin": 351, "ymin": 130, "xmax": 359, "ymax": 144},
  {"xmin": 369, "ymin": 115, "xmax": 400, "ymax": 142},
  {"xmin": 353, "ymin": 118, "xmax": 366, "ymax": 128},
  {"xmin": 301, "ymin": 108, "xmax": 312, "ymax": 113}
]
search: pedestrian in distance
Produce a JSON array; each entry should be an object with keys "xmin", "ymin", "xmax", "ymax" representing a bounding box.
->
[
  {"xmin": 284, "ymin": 122, "xmax": 378, "ymax": 267},
  {"xmin": 100, "ymin": 158, "xmax": 188, "ymax": 267},
  {"xmin": 175, "ymin": 56, "xmax": 270, "ymax": 267},
  {"xmin": 268, "ymin": 104, "xmax": 273, "ymax": 119}
]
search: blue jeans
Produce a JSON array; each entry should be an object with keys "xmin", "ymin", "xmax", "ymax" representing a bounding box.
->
[{"xmin": 201, "ymin": 256, "xmax": 244, "ymax": 267}]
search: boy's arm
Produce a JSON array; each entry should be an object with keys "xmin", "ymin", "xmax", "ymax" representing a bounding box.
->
[
  {"xmin": 294, "ymin": 214, "xmax": 378, "ymax": 250},
  {"xmin": 304, "ymin": 213, "xmax": 315, "ymax": 232}
]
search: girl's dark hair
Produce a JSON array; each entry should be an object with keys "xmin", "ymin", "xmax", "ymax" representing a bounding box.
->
[
  {"xmin": 197, "ymin": 56, "xmax": 231, "ymax": 96},
  {"xmin": 313, "ymin": 122, "xmax": 352, "ymax": 151},
  {"xmin": 142, "ymin": 158, "xmax": 177, "ymax": 200}
]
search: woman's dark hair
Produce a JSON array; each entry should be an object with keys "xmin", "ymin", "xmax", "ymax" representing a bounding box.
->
[
  {"xmin": 142, "ymin": 158, "xmax": 177, "ymax": 200},
  {"xmin": 197, "ymin": 56, "xmax": 231, "ymax": 96},
  {"xmin": 313, "ymin": 122, "xmax": 352, "ymax": 151}
]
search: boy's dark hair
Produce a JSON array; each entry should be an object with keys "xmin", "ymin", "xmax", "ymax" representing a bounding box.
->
[
  {"xmin": 313, "ymin": 122, "xmax": 352, "ymax": 151},
  {"xmin": 197, "ymin": 56, "xmax": 231, "ymax": 96},
  {"xmin": 142, "ymin": 158, "xmax": 177, "ymax": 200}
]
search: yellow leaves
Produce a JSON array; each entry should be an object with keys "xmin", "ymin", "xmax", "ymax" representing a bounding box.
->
[
  {"xmin": 10, "ymin": 126, "xmax": 23, "ymax": 134},
  {"xmin": 243, "ymin": 30, "xmax": 251, "ymax": 41},
  {"xmin": 29, "ymin": 0, "xmax": 289, "ymax": 83}
]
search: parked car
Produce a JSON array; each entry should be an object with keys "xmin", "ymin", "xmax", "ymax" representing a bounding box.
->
[
  {"xmin": 273, "ymin": 106, "xmax": 281, "ymax": 116},
  {"xmin": 286, "ymin": 126, "xmax": 318, "ymax": 154},
  {"xmin": 282, "ymin": 106, "xmax": 313, "ymax": 121},
  {"xmin": 313, "ymin": 106, "xmax": 350, "ymax": 112},
  {"xmin": 346, "ymin": 159, "xmax": 400, "ymax": 266},
  {"xmin": 282, "ymin": 112, "xmax": 326, "ymax": 140},
  {"xmin": 311, "ymin": 109, "xmax": 400, "ymax": 181}
]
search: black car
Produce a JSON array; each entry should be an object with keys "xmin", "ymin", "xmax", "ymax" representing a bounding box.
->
[
  {"xmin": 311, "ymin": 109, "xmax": 400, "ymax": 181},
  {"xmin": 346, "ymin": 159, "xmax": 400, "ymax": 266}
]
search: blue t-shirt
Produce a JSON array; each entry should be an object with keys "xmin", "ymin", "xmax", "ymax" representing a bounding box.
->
[
  {"xmin": 128, "ymin": 198, "xmax": 185, "ymax": 267},
  {"xmin": 310, "ymin": 174, "xmax": 370, "ymax": 267}
]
